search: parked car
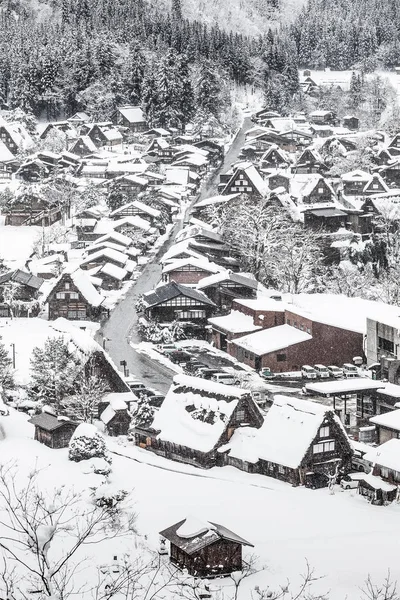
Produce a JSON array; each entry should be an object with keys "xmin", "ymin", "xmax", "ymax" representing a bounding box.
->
[
  {"xmin": 168, "ymin": 350, "xmax": 192, "ymax": 364},
  {"xmin": 305, "ymin": 471, "xmax": 329, "ymax": 489},
  {"xmin": 340, "ymin": 473, "xmax": 365, "ymax": 490},
  {"xmin": 148, "ymin": 394, "xmax": 165, "ymax": 408},
  {"xmin": 125, "ymin": 378, "xmax": 147, "ymax": 394},
  {"xmin": 211, "ymin": 372, "xmax": 240, "ymax": 386},
  {"xmin": 301, "ymin": 365, "xmax": 317, "ymax": 379},
  {"xmin": 351, "ymin": 445, "xmax": 373, "ymax": 473},
  {"xmin": 157, "ymin": 344, "xmax": 176, "ymax": 355},
  {"xmin": 185, "ymin": 361, "xmax": 206, "ymax": 374},
  {"xmin": 327, "ymin": 365, "xmax": 344, "ymax": 378},
  {"xmin": 342, "ymin": 363, "xmax": 359, "ymax": 378},
  {"xmin": 313, "ymin": 364, "xmax": 330, "ymax": 378},
  {"xmin": 260, "ymin": 367, "xmax": 275, "ymax": 380},
  {"xmin": 195, "ymin": 367, "xmax": 220, "ymax": 380}
]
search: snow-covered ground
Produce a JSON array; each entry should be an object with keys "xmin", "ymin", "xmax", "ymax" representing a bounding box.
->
[
  {"xmin": 0, "ymin": 225, "xmax": 41, "ymax": 269},
  {"xmin": 1, "ymin": 410, "xmax": 400, "ymax": 600}
]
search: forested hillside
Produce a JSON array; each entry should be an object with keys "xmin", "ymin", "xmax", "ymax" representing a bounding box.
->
[
  {"xmin": 0, "ymin": 0, "xmax": 299, "ymax": 124},
  {"xmin": 293, "ymin": 0, "xmax": 400, "ymax": 70}
]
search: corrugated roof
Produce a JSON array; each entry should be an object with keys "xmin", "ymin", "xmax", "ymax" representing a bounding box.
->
[{"xmin": 28, "ymin": 413, "xmax": 76, "ymax": 431}]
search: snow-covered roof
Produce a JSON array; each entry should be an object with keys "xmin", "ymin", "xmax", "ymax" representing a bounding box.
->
[
  {"xmin": 162, "ymin": 257, "xmax": 223, "ymax": 275},
  {"xmin": 0, "ymin": 139, "xmax": 16, "ymax": 162},
  {"xmin": 208, "ymin": 310, "xmax": 262, "ymax": 334},
  {"xmin": 117, "ymin": 105, "xmax": 146, "ymax": 124},
  {"xmin": 341, "ymin": 169, "xmax": 371, "ymax": 182},
  {"xmin": 358, "ymin": 472, "xmax": 397, "ymax": 492},
  {"xmin": 110, "ymin": 200, "xmax": 160, "ymax": 219},
  {"xmin": 194, "ymin": 193, "xmax": 240, "ymax": 208},
  {"xmin": 69, "ymin": 268, "xmax": 104, "ymax": 307},
  {"xmin": 95, "ymin": 231, "xmax": 132, "ymax": 247},
  {"xmin": 164, "ymin": 167, "xmax": 190, "ymax": 186},
  {"xmin": 99, "ymin": 262, "xmax": 127, "ymax": 281},
  {"xmin": 100, "ymin": 396, "xmax": 129, "ymax": 425},
  {"xmin": 174, "ymin": 154, "xmax": 208, "ymax": 167},
  {"xmin": 197, "ymin": 271, "xmax": 258, "ymax": 291},
  {"xmin": 223, "ymin": 162, "xmax": 269, "ymax": 197},
  {"xmin": 370, "ymin": 410, "xmax": 400, "ymax": 431},
  {"xmin": 113, "ymin": 215, "xmax": 151, "ymax": 232},
  {"xmin": 285, "ymin": 293, "xmax": 400, "ymax": 335},
  {"xmin": 364, "ymin": 438, "xmax": 400, "ymax": 473},
  {"xmin": 234, "ymin": 297, "xmax": 285, "ymax": 312},
  {"xmin": 150, "ymin": 374, "xmax": 247, "ymax": 452},
  {"xmin": 80, "ymin": 247, "xmax": 128, "ymax": 268},
  {"xmin": 376, "ymin": 383, "xmax": 400, "ymax": 398},
  {"xmin": 305, "ymin": 378, "xmax": 384, "ymax": 395},
  {"xmin": 161, "ymin": 240, "xmax": 206, "ymax": 264},
  {"xmin": 225, "ymin": 395, "xmax": 343, "ymax": 469},
  {"xmin": 160, "ymin": 517, "xmax": 253, "ymax": 553},
  {"xmin": 232, "ymin": 324, "xmax": 312, "ymax": 356}
]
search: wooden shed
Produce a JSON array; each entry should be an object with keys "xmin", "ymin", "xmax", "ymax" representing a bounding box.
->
[
  {"xmin": 28, "ymin": 413, "xmax": 78, "ymax": 449},
  {"xmin": 159, "ymin": 516, "xmax": 253, "ymax": 578}
]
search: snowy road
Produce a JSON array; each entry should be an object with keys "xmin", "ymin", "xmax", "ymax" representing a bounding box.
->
[{"xmin": 97, "ymin": 118, "xmax": 253, "ymax": 392}]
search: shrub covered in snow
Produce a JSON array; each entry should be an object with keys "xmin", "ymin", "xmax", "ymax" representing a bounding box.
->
[
  {"xmin": 92, "ymin": 483, "xmax": 128, "ymax": 509},
  {"xmin": 79, "ymin": 457, "xmax": 112, "ymax": 476},
  {"xmin": 68, "ymin": 423, "xmax": 112, "ymax": 465}
]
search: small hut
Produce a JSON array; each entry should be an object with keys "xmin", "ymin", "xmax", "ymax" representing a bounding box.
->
[
  {"xmin": 100, "ymin": 396, "xmax": 132, "ymax": 436},
  {"xmin": 159, "ymin": 516, "xmax": 253, "ymax": 578},
  {"xmin": 28, "ymin": 413, "xmax": 78, "ymax": 449}
]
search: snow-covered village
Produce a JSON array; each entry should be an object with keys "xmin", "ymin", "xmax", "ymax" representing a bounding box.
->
[{"xmin": 3, "ymin": 0, "xmax": 400, "ymax": 599}]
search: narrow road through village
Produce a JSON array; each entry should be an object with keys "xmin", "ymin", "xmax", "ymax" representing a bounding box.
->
[{"xmin": 96, "ymin": 116, "xmax": 252, "ymax": 393}]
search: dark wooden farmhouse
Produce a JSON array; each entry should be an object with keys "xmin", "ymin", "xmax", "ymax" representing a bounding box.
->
[
  {"xmin": 142, "ymin": 281, "xmax": 216, "ymax": 325},
  {"xmin": 162, "ymin": 257, "xmax": 221, "ymax": 285},
  {"xmin": 28, "ymin": 413, "xmax": 78, "ymax": 449},
  {"xmin": 0, "ymin": 270, "xmax": 44, "ymax": 317},
  {"xmin": 46, "ymin": 268, "xmax": 104, "ymax": 321},
  {"xmin": 159, "ymin": 517, "xmax": 253, "ymax": 578},
  {"xmin": 221, "ymin": 395, "xmax": 353, "ymax": 487},
  {"xmin": 293, "ymin": 148, "xmax": 328, "ymax": 175},
  {"xmin": 133, "ymin": 374, "xmax": 263, "ymax": 468},
  {"xmin": 112, "ymin": 106, "xmax": 148, "ymax": 133},
  {"xmin": 197, "ymin": 271, "xmax": 258, "ymax": 312}
]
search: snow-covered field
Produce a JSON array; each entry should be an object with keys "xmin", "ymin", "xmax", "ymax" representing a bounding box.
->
[
  {"xmin": 2, "ymin": 411, "xmax": 400, "ymax": 600},
  {"xmin": 0, "ymin": 225, "xmax": 41, "ymax": 269}
]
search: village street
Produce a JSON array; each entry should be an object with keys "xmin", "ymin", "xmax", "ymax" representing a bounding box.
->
[{"xmin": 96, "ymin": 116, "xmax": 252, "ymax": 393}]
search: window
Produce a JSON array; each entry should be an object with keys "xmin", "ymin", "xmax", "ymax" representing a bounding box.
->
[
  {"xmin": 278, "ymin": 465, "xmax": 285, "ymax": 474},
  {"xmin": 277, "ymin": 354, "xmax": 287, "ymax": 362},
  {"xmin": 294, "ymin": 321, "xmax": 298, "ymax": 328},
  {"xmin": 65, "ymin": 283, "xmax": 70, "ymax": 290},
  {"xmin": 313, "ymin": 440, "xmax": 335, "ymax": 454},
  {"xmin": 372, "ymin": 184, "xmax": 378, "ymax": 189},
  {"xmin": 239, "ymin": 173, "xmax": 244, "ymax": 179},
  {"xmin": 287, "ymin": 319, "xmax": 291, "ymax": 325},
  {"xmin": 380, "ymin": 467, "xmax": 389, "ymax": 479},
  {"xmin": 56, "ymin": 292, "xmax": 66, "ymax": 299},
  {"xmin": 378, "ymin": 337, "xmax": 394, "ymax": 354},
  {"xmin": 306, "ymin": 327, "xmax": 311, "ymax": 334},
  {"xmin": 246, "ymin": 187, "xmax": 252, "ymax": 192},
  {"xmin": 69, "ymin": 292, "xmax": 79, "ymax": 299},
  {"xmin": 319, "ymin": 426, "xmax": 329, "ymax": 438},
  {"xmin": 236, "ymin": 409, "xmax": 245, "ymax": 421},
  {"xmin": 318, "ymin": 187, "xmax": 324, "ymax": 194}
]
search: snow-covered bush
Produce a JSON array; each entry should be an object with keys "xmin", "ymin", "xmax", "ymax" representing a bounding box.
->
[
  {"xmin": 79, "ymin": 457, "xmax": 112, "ymax": 476},
  {"xmin": 68, "ymin": 424, "xmax": 112, "ymax": 465},
  {"xmin": 92, "ymin": 483, "xmax": 128, "ymax": 509}
]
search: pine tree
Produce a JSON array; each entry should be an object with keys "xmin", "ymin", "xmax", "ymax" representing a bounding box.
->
[
  {"xmin": 28, "ymin": 336, "xmax": 82, "ymax": 411},
  {"xmin": 0, "ymin": 339, "xmax": 13, "ymax": 389},
  {"xmin": 196, "ymin": 59, "xmax": 220, "ymax": 118},
  {"xmin": 171, "ymin": 0, "xmax": 182, "ymax": 22},
  {"xmin": 132, "ymin": 399, "xmax": 154, "ymax": 428}
]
